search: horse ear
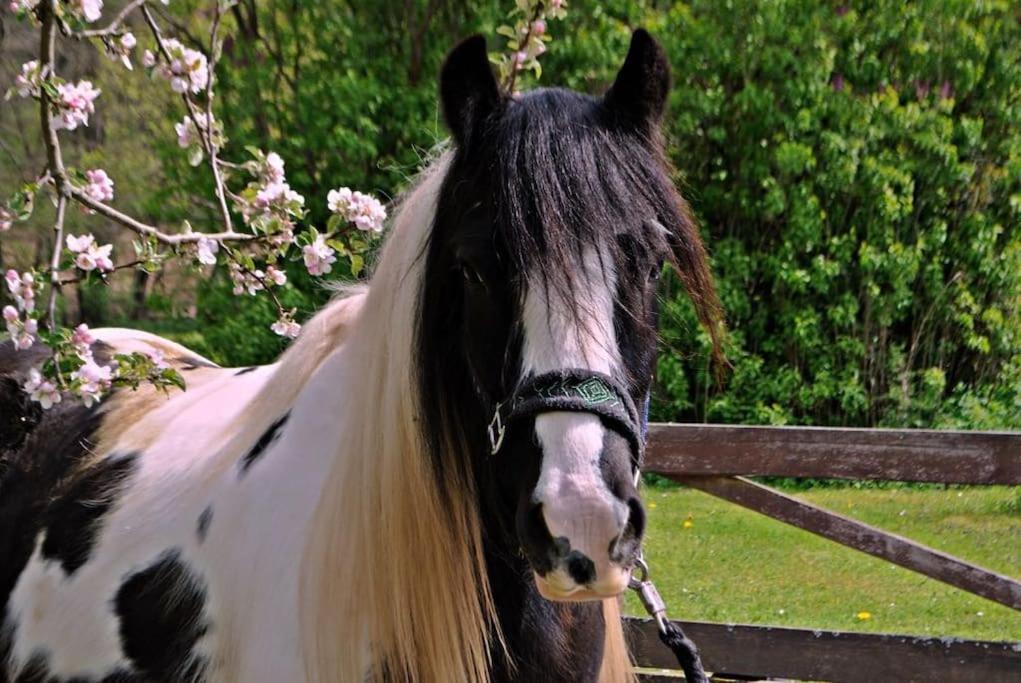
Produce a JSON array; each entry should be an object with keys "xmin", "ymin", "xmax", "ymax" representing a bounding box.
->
[
  {"xmin": 440, "ymin": 35, "xmax": 501, "ymax": 146},
  {"xmin": 603, "ymin": 29, "xmax": 671, "ymax": 132}
]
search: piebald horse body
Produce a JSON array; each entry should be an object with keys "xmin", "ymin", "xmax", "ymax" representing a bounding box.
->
[{"xmin": 0, "ymin": 31, "xmax": 722, "ymax": 682}]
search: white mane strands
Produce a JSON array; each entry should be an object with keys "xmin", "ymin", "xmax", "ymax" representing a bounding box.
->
[{"xmin": 300, "ymin": 155, "xmax": 496, "ymax": 682}]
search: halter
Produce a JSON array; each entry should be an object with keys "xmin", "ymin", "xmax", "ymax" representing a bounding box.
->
[{"xmin": 486, "ymin": 369, "xmax": 646, "ymax": 469}]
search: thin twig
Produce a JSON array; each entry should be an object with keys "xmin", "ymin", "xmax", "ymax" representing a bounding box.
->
[
  {"xmin": 57, "ymin": 259, "xmax": 147, "ymax": 286},
  {"xmin": 221, "ymin": 246, "xmax": 285, "ymax": 313},
  {"xmin": 141, "ymin": 3, "xmax": 233, "ymax": 234},
  {"xmin": 202, "ymin": 1, "xmax": 234, "ymax": 234},
  {"xmin": 70, "ymin": 187, "xmax": 254, "ymax": 244},
  {"xmin": 504, "ymin": 4, "xmax": 543, "ymax": 94},
  {"xmin": 47, "ymin": 195, "xmax": 67, "ymax": 331},
  {"xmin": 76, "ymin": 0, "xmax": 148, "ymax": 38}
]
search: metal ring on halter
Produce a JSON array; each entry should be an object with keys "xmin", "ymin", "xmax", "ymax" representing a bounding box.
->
[
  {"xmin": 487, "ymin": 402, "xmax": 506, "ymax": 455},
  {"xmin": 629, "ymin": 554, "xmax": 670, "ymax": 634}
]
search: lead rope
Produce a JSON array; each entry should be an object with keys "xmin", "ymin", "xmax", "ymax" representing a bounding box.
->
[
  {"xmin": 630, "ymin": 403, "xmax": 709, "ymax": 683},
  {"xmin": 628, "ymin": 553, "xmax": 708, "ymax": 683}
]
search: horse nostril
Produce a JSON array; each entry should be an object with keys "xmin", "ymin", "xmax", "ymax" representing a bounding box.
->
[
  {"xmin": 626, "ymin": 496, "xmax": 646, "ymax": 540},
  {"xmin": 610, "ymin": 496, "xmax": 646, "ymax": 563},
  {"xmin": 565, "ymin": 551, "xmax": 596, "ymax": 585}
]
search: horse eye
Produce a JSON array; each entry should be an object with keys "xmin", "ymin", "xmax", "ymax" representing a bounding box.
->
[
  {"xmin": 649, "ymin": 259, "xmax": 665, "ymax": 282},
  {"xmin": 460, "ymin": 262, "xmax": 484, "ymax": 285}
]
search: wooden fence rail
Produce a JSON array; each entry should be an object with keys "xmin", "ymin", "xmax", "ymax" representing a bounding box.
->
[{"xmin": 631, "ymin": 423, "xmax": 1021, "ymax": 681}]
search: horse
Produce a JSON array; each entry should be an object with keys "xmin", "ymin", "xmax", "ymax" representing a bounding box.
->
[{"xmin": 0, "ymin": 30, "xmax": 722, "ymax": 682}]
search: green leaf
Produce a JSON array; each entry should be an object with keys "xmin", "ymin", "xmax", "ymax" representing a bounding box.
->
[{"xmin": 350, "ymin": 253, "xmax": 364, "ymax": 277}]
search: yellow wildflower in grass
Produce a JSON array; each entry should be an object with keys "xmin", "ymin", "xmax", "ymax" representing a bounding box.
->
[
  {"xmin": 856, "ymin": 611, "xmax": 872, "ymax": 621},
  {"xmin": 682, "ymin": 516, "xmax": 694, "ymax": 529},
  {"xmin": 649, "ymin": 502, "xmax": 658, "ymax": 509}
]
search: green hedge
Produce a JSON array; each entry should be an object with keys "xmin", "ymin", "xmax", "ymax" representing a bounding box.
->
[{"xmin": 158, "ymin": 0, "xmax": 1020, "ymax": 429}]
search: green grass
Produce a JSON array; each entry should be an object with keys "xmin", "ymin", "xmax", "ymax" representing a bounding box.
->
[{"xmin": 626, "ymin": 484, "xmax": 1021, "ymax": 642}]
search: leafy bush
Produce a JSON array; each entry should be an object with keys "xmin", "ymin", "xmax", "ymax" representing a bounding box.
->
[
  {"xmin": 643, "ymin": 1, "xmax": 1021, "ymax": 428},
  {"xmin": 114, "ymin": 1, "xmax": 1021, "ymax": 428}
]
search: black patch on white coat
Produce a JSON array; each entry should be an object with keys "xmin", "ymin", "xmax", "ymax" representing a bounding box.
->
[
  {"xmin": 233, "ymin": 366, "xmax": 258, "ymax": 376},
  {"xmin": 40, "ymin": 453, "xmax": 138, "ymax": 576},
  {"xmin": 237, "ymin": 413, "xmax": 290, "ymax": 476},
  {"xmin": 114, "ymin": 549, "xmax": 209, "ymax": 682},
  {"xmin": 1, "ymin": 340, "xmax": 109, "ymax": 611},
  {"xmin": 195, "ymin": 506, "xmax": 213, "ymax": 543}
]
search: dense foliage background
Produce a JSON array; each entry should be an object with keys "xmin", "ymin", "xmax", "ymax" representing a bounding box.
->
[{"xmin": 2, "ymin": 0, "xmax": 1019, "ymax": 429}]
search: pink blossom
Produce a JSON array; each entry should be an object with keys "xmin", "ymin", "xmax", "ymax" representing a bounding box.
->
[
  {"xmin": 13, "ymin": 60, "xmax": 41, "ymax": 98},
  {"xmin": 196, "ymin": 237, "xmax": 219, "ymax": 266},
  {"xmin": 6, "ymin": 311, "xmax": 38, "ymax": 351},
  {"xmin": 327, "ymin": 187, "xmax": 387, "ymax": 233},
  {"xmin": 255, "ymin": 181, "xmax": 304, "ymax": 210},
  {"xmin": 72, "ymin": 358, "xmax": 114, "ymax": 407},
  {"xmin": 83, "ymin": 168, "xmax": 114, "ymax": 202},
  {"xmin": 71, "ymin": 323, "xmax": 96, "ymax": 356},
  {"xmin": 0, "ymin": 207, "xmax": 13, "ymax": 232},
  {"xmin": 146, "ymin": 348, "xmax": 169, "ymax": 371},
  {"xmin": 52, "ymin": 81, "xmax": 100, "ymax": 131},
  {"xmin": 106, "ymin": 31, "xmax": 137, "ymax": 69},
  {"xmin": 142, "ymin": 50, "xmax": 157, "ymax": 68},
  {"xmin": 228, "ymin": 263, "xmax": 264, "ymax": 296},
  {"xmin": 72, "ymin": 0, "xmax": 103, "ymax": 22},
  {"xmin": 266, "ymin": 265, "xmax": 287, "ymax": 286},
  {"xmin": 302, "ymin": 234, "xmax": 336, "ymax": 276},
  {"xmin": 71, "ymin": 323, "xmax": 95, "ymax": 346},
  {"xmin": 66, "ymin": 233, "xmax": 114, "ymax": 273},
  {"xmin": 271, "ymin": 314, "xmax": 301, "ymax": 339},
  {"xmin": 531, "ymin": 19, "xmax": 547, "ymax": 36},
  {"xmin": 513, "ymin": 50, "xmax": 528, "ymax": 70},
  {"xmin": 5, "ymin": 270, "xmax": 36, "ymax": 313},
  {"xmin": 24, "ymin": 369, "xmax": 61, "ymax": 409},
  {"xmin": 65, "ymin": 234, "xmax": 95, "ymax": 253},
  {"xmin": 8, "ymin": 0, "xmax": 39, "ymax": 13},
  {"xmin": 265, "ymin": 152, "xmax": 285, "ymax": 184},
  {"xmin": 153, "ymin": 39, "xmax": 209, "ymax": 94},
  {"xmin": 3, "ymin": 305, "xmax": 21, "ymax": 342}
]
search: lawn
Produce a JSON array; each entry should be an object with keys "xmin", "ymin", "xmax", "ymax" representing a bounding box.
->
[{"xmin": 626, "ymin": 484, "xmax": 1021, "ymax": 642}]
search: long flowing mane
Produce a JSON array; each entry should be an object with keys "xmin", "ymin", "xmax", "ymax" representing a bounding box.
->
[{"xmin": 299, "ymin": 155, "xmax": 496, "ymax": 681}]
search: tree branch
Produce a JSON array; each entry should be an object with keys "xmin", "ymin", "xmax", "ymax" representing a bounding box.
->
[
  {"xmin": 70, "ymin": 187, "xmax": 254, "ymax": 244},
  {"xmin": 47, "ymin": 194, "xmax": 67, "ymax": 331},
  {"xmin": 141, "ymin": 3, "xmax": 233, "ymax": 234},
  {"xmin": 75, "ymin": 0, "xmax": 147, "ymax": 38}
]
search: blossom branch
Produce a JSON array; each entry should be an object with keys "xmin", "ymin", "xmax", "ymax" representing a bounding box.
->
[
  {"xmin": 47, "ymin": 195, "xmax": 67, "ymax": 331},
  {"xmin": 5, "ymin": 0, "xmax": 392, "ymax": 406},
  {"xmin": 76, "ymin": 0, "xmax": 148, "ymax": 39},
  {"xmin": 56, "ymin": 259, "xmax": 147, "ymax": 286},
  {"xmin": 70, "ymin": 187, "xmax": 254, "ymax": 244},
  {"xmin": 141, "ymin": 2, "xmax": 233, "ymax": 234},
  {"xmin": 38, "ymin": 0, "xmax": 69, "ymax": 332}
]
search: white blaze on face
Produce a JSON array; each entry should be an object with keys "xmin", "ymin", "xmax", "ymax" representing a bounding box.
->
[{"xmin": 521, "ymin": 246, "xmax": 631, "ymax": 597}]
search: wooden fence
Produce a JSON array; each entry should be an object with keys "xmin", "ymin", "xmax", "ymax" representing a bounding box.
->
[{"xmin": 627, "ymin": 424, "xmax": 1021, "ymax": 682}]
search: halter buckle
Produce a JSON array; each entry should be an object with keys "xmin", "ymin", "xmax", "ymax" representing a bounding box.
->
[
  {"xmin": 629, "ymin": 555, "xmax": 669, "ymax": 634},
  {"xmin": 487, "ymin": 402, "xmax": 506, "ymax": 455}
]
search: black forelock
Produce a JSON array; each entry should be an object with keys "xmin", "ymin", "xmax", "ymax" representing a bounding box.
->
[{"xmin": 489, "ymin": 87, "xmax": 682, "ymax": 295}]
